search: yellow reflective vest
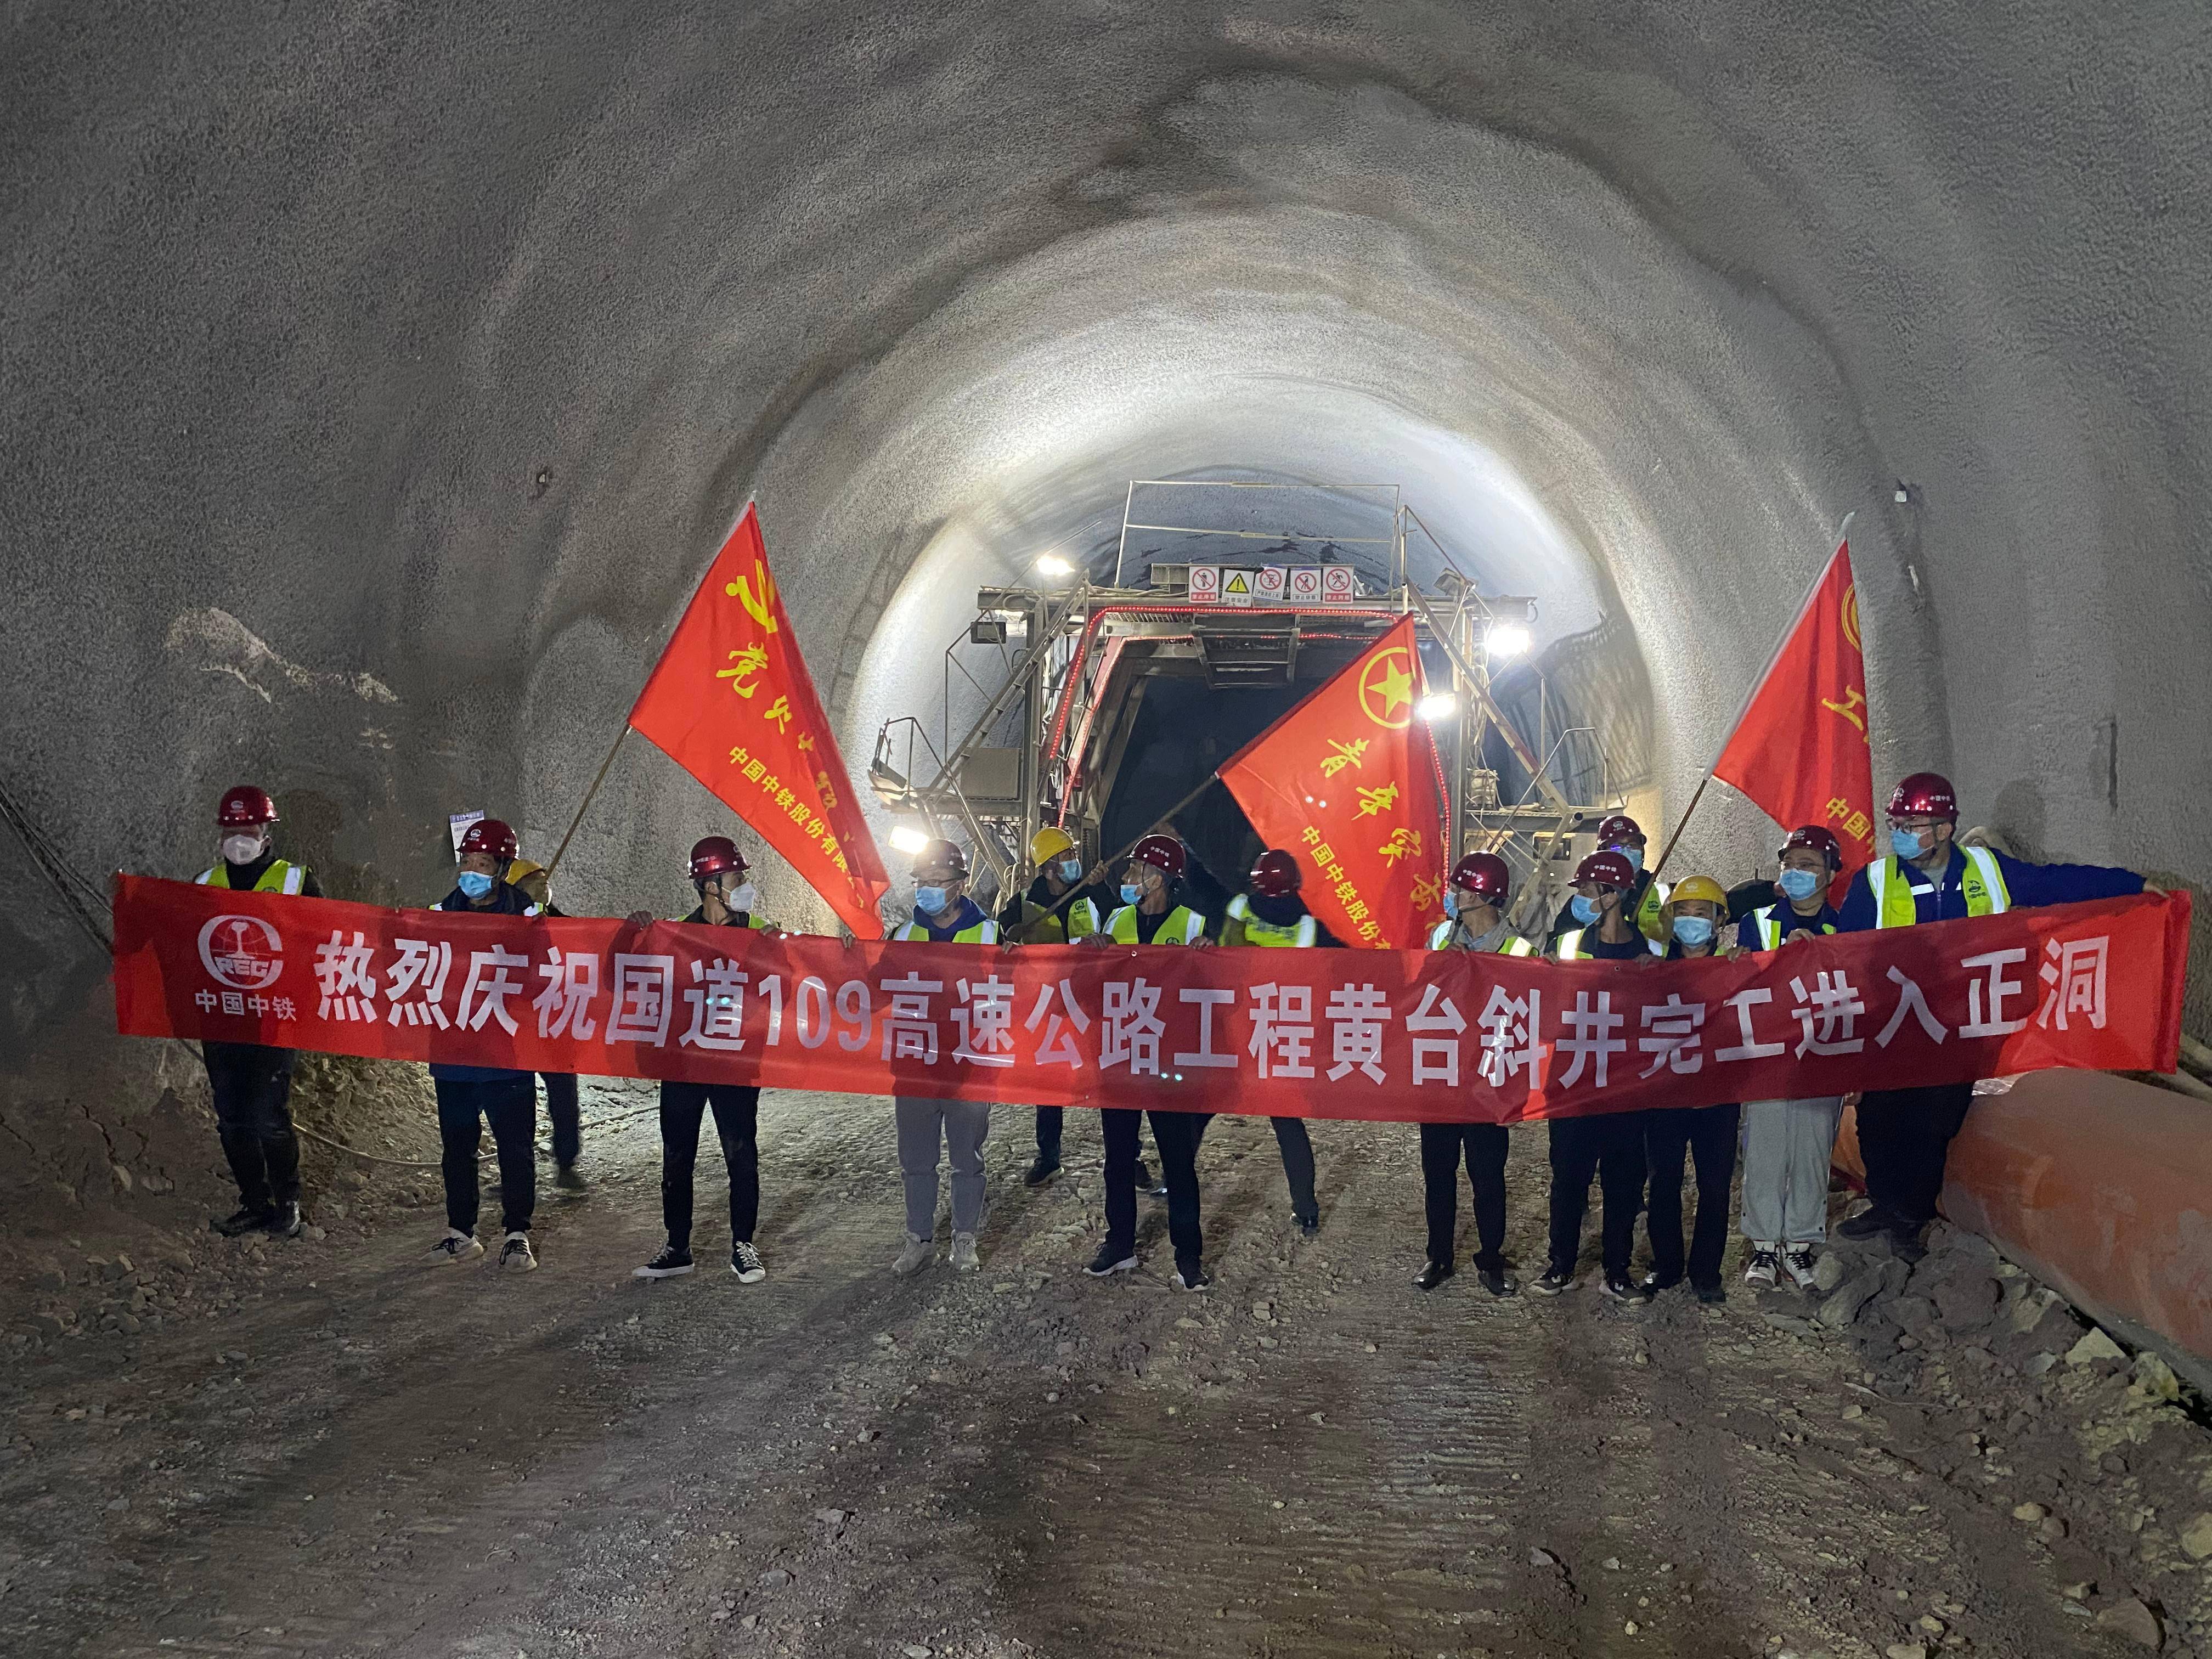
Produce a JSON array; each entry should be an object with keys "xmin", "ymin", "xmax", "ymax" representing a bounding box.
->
[
  {"xmin": 1867, "ymin": 847, "xmax": 2011, "ymax": 929},
  {"xmin": 196, "ymin": 859, "xmax": 308, "ymax": 895},
  {"xmin": 1556, "ymin": 927, "xmax": 1662, "ymax": 960},
  {"xmin": 1747, "ymin": 904, "xmax": 1838, "ymax": 951},
  {"xmin": 1429, "ymin": 918, "xmax": 1536, "ymax": 954},
  {"xmin": 892, "ymin": 915, "xmax": 999, "ymax": 944},
  {"xmin": 1008, "ymin": 891, "xmax": 1100, "ymax": 945},
  {"xmin": 1104, "ymin": 904, "xmax": 1207, "ymax": 945},
  {"xmin": 1223, "ymin": 894, "xmax": 1315, "ymax": 948}
]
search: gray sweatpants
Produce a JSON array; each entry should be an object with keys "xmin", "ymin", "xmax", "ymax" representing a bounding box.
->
[
  {"xmin": 894, "ymin": 1096, "xmax": 991, "ymax": 1238},
  {"xmin": 1737, "ymin": 1095, "xmax": 1844, "ymax": 1244}
]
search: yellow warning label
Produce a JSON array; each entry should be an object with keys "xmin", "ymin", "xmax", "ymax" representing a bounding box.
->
[{"xmin": 1224, "ymin": 571, "xmax": 1250, "ymax": 593}]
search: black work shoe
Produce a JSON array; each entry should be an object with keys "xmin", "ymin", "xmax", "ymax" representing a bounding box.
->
[
  {"xmin": 633, "ymin": 1245, "xmax": 694, "ymax": 1279},
  {"xmin": 553, "ymin": 1165, "xmax": 587, "ymax": 1193},
  {"xmin": 1602, "ymin": 1275, "xmax": 1654, "ymax": 1305},
  {"xmin": 1174, "ymin": 1262, "xmax": 1213, "ymax": 1291},
  {"xmin": 1477, "ymin": 1264, "xmax": 1520, "ymax": 1298},
  {"xmin": 1085, "ymin": 1243, "xmax": 1138, "ymax": 1277},
  {"xmin": 1692, "ymin": 1278, "xmax": 1726, "ymax": 1305},
  {"xmin": 1644, "ymin": 1269, "xmax": 1683, "ymax": 1294},
  {"xmin": 1836, "ymin": 1204, "xmax": 1896, "ymax": 1241},
  {"xmin": 730, "ymin": 1242, "xmax": 765, "ymax": 1283},
  {"xmin": 212, "ymin": 1206, "xmax": 274, "ymax": 1238},
  {"xmin": 1135, "ymin": 1158, "xmax": 1167, "ymax": 1198},
  {"xmin": 1296, "ymin": 1214, "xmax": 1321, "ymax": 1239},
  {"xmin": 1023, "ymin": 1156, "xmax": 1063, "ymax": 1188},
  {"xmin": 1528, "ymin": 1265, "xmax": 1577, "ymax": 1297},
  {"xmin": 264, "ymin": 1201, "xmax": 303, "ymax": 1239},
  {"xmin": 1413, "ymin": 1260, "xmax": 1454, "ymax": 1291}
]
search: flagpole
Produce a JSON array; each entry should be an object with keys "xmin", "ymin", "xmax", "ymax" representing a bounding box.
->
[
  {"xmin": 545, "ymin": 725, "xmax": 631, "ymax": 882},
  {"xmin": 1651, "ymin": 512, "xmax": 1854, "ymax": 881}
]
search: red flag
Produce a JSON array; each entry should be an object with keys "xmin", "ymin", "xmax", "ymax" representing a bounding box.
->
[
  {"xmin": 1710, "ymin": 540, "xmax": 1877, "ymax": 872},
  {"xmin": 627, "ymin": 504, "xmax": 891, "ymax": 938},
  {"xmin": 1217, "ymin": 617, "xmax": 1448, "ymax": 949}
]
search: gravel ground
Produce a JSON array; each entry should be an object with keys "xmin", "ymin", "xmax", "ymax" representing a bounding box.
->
[{"xmin": 4, "ymin": 1084, "xmax": 2211, "ymax": 1658}]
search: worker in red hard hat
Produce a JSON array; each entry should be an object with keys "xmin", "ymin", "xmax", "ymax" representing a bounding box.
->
[
  {"xmin": 1221, "ymin": 847, "xmax": 1337, "ymax": 1239},
  {"xmin": 887, "ymin": 838, "xmax": 999, "ymax": 1278},
  {"xmin": 193, "ymin": 785, "xmax": 320, "ymax": 1240},
  {"xmin": 1547, "ymin": 812, "xmax": 1668, "ymax": 949},
  {"xmin": 1835, "ymin": 771, "xmax": 2147, "ymax": 1247},
  {"xmin": 1532, "ymin": 848, "xmax": 1660, "ymax": 1305},
  {"xmin": 631, "ymin": 836, "xmax": 781, "ymax": 1285},
  {"xmin": 1415, "ymin": 852, "xmax": 1532, "ymax": 1297},
  {"xmin": 1086, "ymin": 830, "xmax": 1220, "ymax": 1290},
  {"xmin": 1735, "ymin": 825, "xmax": 1849, "ymax": 1293},
  {"xmin": 426, "ymin": 817, "xmax": 545, "ymax": 1273}
]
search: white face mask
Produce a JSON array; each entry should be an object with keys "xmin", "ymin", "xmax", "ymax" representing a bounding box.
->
[
  {"xmin": 725, "ymin": 881, "xmax": 758, "ymax": 913},
  {"xmin": 222, "ymin": 832, "xmax": 266, "ymax": 865}
]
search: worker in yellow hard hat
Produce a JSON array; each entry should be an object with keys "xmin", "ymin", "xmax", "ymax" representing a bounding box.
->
[
  {"xmin": 1000, "ymin": 825, "xmax": 1122, "ymax": 1188},
  {"xmin": 1641, "ymin": 874, "xmax": 1740, "ymax": 1305}
]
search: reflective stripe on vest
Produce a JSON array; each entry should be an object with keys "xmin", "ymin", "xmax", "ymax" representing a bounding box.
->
[
  {"xmin": 1557, "ymin": 927, "xmax": 1658, "ymax": 960},
  {"xmin": 1635, "ymin": 879, "xmax": 1668, "ymax": 943},
  {"xmin": 1226, "ymin": 894, "xmax": 1314, "ymax": 948},
  {"xmin": 1750, "ymin": 904, "xmax": 1838, "ymax": 950},
  {"xmin": 1431, "ymin": 918, "xmax": 1534, "ymax": 955},
  {"xmin": 196, "ymin": 859, "xmax": 307, "ymax": 895},
  {"xmin": 892, "ymin": 917, "xmax": 999, "ymax": 944},
  {"xmin": 1868, "ymin": 847, "xmax": 2011, "ymax": 929},
  {"xmin": 1105, "ymin": 904, "xmax": 1205, "ymax": 945}
]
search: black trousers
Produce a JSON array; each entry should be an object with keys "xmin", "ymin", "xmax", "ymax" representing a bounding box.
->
[
  {"xmin": 435, "ymin": 1077, "xmax": 537, "ymax": 1235},
  {"xmin": 1271, "ymin": 1118, "xmax": 1318, "ymax": 1224},
  {"xmin": 1855, "ymin": 1083, "xmax": 1975, "ymax": 1224},
  {"xmin": 1036, "ymin": 1105, "xmax": 1062, "ymax": 1161},
  {"xmin": 541, "ymin": 1073, "xmax": 580, "ymax": 1168},
  {"xmin": 1420, "ymin": 1121, "xmax": 1508, "ymax": 1267},
  {"xmin": 659, "ymin": 1081, "xmax": 760, "ymax": 1248},
  {"xmin": 1547, "ymin": 1112, "xmax": 1649, "ymax": 1282},
  {"xmin": 1644, "ymin": 1103, "xmax": 1741, "ymax": 1286},
  {"xmin": 203, "ymin": 1041, "xmax": 301, "ymax": 1211},
  {"xmin": 1103, "ymin": 1107, "xmax": 1209, "ymax": 1267}
]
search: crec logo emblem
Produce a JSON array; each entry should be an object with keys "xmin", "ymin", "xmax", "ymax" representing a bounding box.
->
[{"xmin": 198, "ymin": 915, "xmax": 285, "ymax": 991}]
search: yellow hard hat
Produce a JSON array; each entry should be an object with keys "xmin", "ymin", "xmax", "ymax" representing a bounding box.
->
[
  {"xmin": 506, "ymin": 857, "xmax": 545, "ymax": 884},
  {"xmin": 1665, "ymin": 874, "xmax": 1729, "ymax": 910},
  {"xmin": 1029, "ymin": 826, "xmax": 1076, "ymax": 864}
]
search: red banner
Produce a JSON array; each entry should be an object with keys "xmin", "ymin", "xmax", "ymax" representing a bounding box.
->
[
  {"xmin": 1711, "ymin": 541, "xmax": 1878, "ymax": 873},
  {"xmin": 114, "ymin": 877, "xmax": 2188, "ymax": 1124},
  {"xmin": 626, "ymin": 503, "xmax": 891, "ymax": 937},
  {"xmin": 1218, "ymin": 616, "xmax": 1448, "ymax": 949}
]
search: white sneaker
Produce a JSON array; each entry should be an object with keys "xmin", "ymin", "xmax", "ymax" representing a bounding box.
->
[
  {"xmin": 1782, "ymin": 1244, "xmax": 1819, "ymax": 1290},
  {"xmin": 1742, "ymin": 1243, "xmax": 1780, "ymax": 1288},
  {"xmin": 950, "ymin": 1233, "xmax": 981, "ymax": 1273},
  {"xmin": 499, "ymin": 1232, "xmax": 538, "ymax": 1272},
  {"xmin": 427, "ymin": 1230, "xmax": 484, "ymax": 1265},
  {"xmin": 892, "ymin": 1234, "xmax": 933, "ymax": 1276}
]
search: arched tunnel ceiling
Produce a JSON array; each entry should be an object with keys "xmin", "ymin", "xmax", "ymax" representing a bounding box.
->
[{"xmin": 3, "ymin": 1, "xmax": 2209, "ymax": 1052}]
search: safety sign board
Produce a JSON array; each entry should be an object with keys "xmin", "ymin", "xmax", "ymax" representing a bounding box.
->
[
  {"xmin": 1188, "ymin": 565, "xmax": 1220, "ymax": 603},
  {"xmin": 1221, "ymin": 568, "xmax": 1256, "ymax": 608},
  {"xmin": 1254, "ymin": 566, "xmax": 1286, "ymax": 603},
  {"xmin": 1286, "ymin": 566, "xmax": 1322, "ymax": 604},
  {"xmin": 1321, "ymin": 565, "xmax": 1358, "ymax": 605}
]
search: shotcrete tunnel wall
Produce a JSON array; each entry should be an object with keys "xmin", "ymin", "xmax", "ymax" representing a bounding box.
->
[{"xmin": 3, "ymin": 2, "xmax": 2209, "ymax": 1201}]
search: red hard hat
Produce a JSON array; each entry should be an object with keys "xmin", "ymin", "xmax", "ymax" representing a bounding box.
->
[
  {"xmin": 1449, "ymin": 853, "xmax": 1511, "ymax": 901},
  {"xmin": 217, "ymin": 786, "xmax": 279, "ymax": 828},
  {"xmin": 1886, "ymin": 771, "xmax": 1959, "ymax": 821},
  {"xmin": 1248, "ymin": 849, "xmax": 1301, "ymax": 898},
  {"xmin": 913, "ymin": 838, "xmax": 968, "ymax": 877},
  {"xmin": 459, "ymin": 817, "xmax": 519, "ymax": 861},
  {"xmin": 1573, "ymin": 849, "xmax": 1638, "ymax": 890},
  {"xmin": 1593, "ymin": 813, "xmax": 1644, "ymax": 847},
  {"xmin": 1780, "ymin": 825, "xmax": 1844, "ymax": 868},
  {"xmin": 689, "ymin": 836, "xmax": 747, "ymax": 880},
  {"xmin": 1129, "ymin": 833, "xmax": 1187, "ymax": 878}
]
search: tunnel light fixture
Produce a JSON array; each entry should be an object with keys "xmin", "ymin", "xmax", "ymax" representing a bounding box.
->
[
  {"xmin": 1035, "ymin": 554, "xmax": 1075, "ymax": 578},
  {"xmin": 1415, "ymin": 693, "xmax": 1458, "ymax": 723},
  {"xmin": 888, "ymin": 825, "xmax": 933, "ymax": 856},
  {"xmin": 1486, "ymin": 623, "xmax": 1532, "ymax": 660}
]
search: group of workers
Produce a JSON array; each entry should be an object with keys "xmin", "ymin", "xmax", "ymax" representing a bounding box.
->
[{"xmin": 189, "ymin": 769, "xmax": 2146, "ymax": 1302}]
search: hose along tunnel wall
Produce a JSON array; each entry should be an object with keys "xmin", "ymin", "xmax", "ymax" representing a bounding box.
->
[{"xmin": 2, "ymin": 5, "xmax": 2207, "ymax": 1337}]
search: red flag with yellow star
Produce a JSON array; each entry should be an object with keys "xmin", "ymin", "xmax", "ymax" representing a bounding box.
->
[
  {"xmin": 627, "ymin": 504, "xmax": 891, "ymax": 937},
  {"xmin": 1709, "ymin": 540, "xmax": 1877, "ymax": 876},
  {"xmin": 1217, "ymin": 617, "xmax": 1447, "ymax": 949}
]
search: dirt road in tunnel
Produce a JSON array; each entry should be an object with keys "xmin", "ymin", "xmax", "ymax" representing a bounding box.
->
[{"xmin": 4, "ymin": 1086, "xmax": 2206, "ymax": 1659}]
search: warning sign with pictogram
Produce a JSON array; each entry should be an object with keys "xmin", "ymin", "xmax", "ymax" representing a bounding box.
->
[
  {"xmin": 1321, "ymin": 565, "xmax": 1358, "ymax": 606},
  {"xmin": 1222, "ymin": 568, "xmax": 1256, "ymax": 608},
  {"xmin": 1254, "ymin": 566, "xmax": 1286, "ymax": 603},
  {"xmin": 1189, "ymin": 565, "xmax": 1221, "ymax": 604},
  {"xmin": 1286, "ymin": 566, "xmax": 1322, "ymax": 604}
]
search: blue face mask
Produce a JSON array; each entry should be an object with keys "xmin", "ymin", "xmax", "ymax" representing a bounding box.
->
[
  {"xmin": 1776, "ymin": 866, "xmax": 1822, "ymax": 902},
  {"xmin": 1570, "ymin": 893, "xmax": 1601, "ymax": 926},
  {"xmin": 1671, "ymin": 914, "xmax": 1716, "ymax": 947},
  {"xmin": 1891, "ymin": 827, "xmax": 1927, "ymax": 860},
  {"xmin": 1059, "ymin": 859, "xmax": 1084, "ymax": 883},
  {"xmin": 1441, "ymin": 889, "xmax": 1459, "ymax": 919},
  {"xmin": 1120, "ymin": 883, "xmax": 1144, "ymax": 906},
  {"xmin": 1612, "ymin": 844, "xmax": 1645, "ymax": 872},
  {"xmin": 914, "ymin": 885, "xmax": 950, "ymax": 915},
  {"xmin": 456, "ymin": 870, "xmax": 495, "ymax": 900}
]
